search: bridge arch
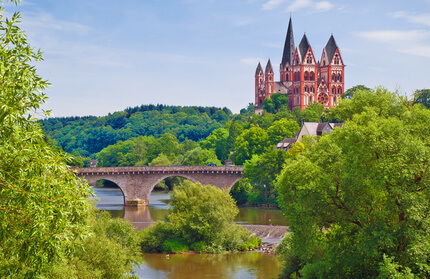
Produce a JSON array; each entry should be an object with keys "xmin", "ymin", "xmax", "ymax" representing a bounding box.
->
[{"xmin": 76, "ymin": 166, "xmax": 244, "ymax": 206}]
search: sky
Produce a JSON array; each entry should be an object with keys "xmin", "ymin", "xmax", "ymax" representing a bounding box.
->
[{"xmin": 3, "ymin": 0, "xmax": 430, "ymax": 117}]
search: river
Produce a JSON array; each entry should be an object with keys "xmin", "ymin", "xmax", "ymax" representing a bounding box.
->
[{"xmin": 93, "ymin": 187, "xmax": 285, "ymax": 279}]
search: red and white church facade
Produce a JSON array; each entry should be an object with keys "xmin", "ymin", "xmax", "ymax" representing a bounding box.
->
[{"xmin": 254, "ymin": 17, "xmax": 345, "ymax": 114}]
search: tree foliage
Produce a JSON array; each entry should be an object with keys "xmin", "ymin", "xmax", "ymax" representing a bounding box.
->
[
  {"xmin": 243, "ymin": 148, "xmax": 289, "ymax": 205},
  {"xmin": 263, "ymin": 93, "xmax": 289, "ymax": 113},
  {"xmin": 0, "ymin": 3, "xmax": 142, "ymax": 277},
  {"xmin": 231, "ymin": 126, "xmax": 270, "ymax": 165},
  {"xmin": 140, "ymin": 181, "xmax": 260, "ymax": 253},
  {"xmin": 276, "ymin": 88, "xmax": 430, "ymax": 278},
  {"xmin": 0, "ymin": 4, "xmax": 94, "ymax": 277},
  {"xmin": 341, "ymin": 84, "xmax": 372, "ymax": 100},
  {"xmin": 413, "ymin": 88, "xmax": 430, "ymax": 108}
]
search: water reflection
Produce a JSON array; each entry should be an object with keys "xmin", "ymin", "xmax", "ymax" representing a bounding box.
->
[
  {"xmin": 93, "ymin": 187, "xmax": 283, "ymax": 279},
  {"xmin": 136, "ymin": 252, "xmax": 282, "ymax": 279},
  {"xmin": 92, "ymin": 187, "xmax": 287, "ymax": 229}
]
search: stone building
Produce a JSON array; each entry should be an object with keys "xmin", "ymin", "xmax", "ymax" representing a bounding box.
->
[
  {"xmin": 254, "ymin": 17, "xmax": 345, "ymax": 114},
  {"xmin": 276, "ymin": 122, "xmax": 343, "ymax": 151}
]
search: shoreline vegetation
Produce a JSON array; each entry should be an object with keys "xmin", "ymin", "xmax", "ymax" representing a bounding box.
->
[{"xmin": 138, "ymin": 181, "xmax": 262, "ymax": 254}]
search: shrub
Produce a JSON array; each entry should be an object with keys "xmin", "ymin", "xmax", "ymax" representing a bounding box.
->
[
  {"xmin": 162, "ymin": 238, "xmax": 189, "ymax": 254},
  {"xmin": 190, "ymin": 241, "xmax": 208, "ymax": 253},
  {"xmin": 139, "ymin": 181, "xmax": 260, "ymax": 254}
]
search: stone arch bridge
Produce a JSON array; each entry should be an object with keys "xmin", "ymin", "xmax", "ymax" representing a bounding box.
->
[{"xmin": 76, "ymin": 166, "xmax": 244, "ymax": 206}]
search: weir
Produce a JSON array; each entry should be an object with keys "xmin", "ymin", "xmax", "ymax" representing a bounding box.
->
[{"xmin": 75, "ymin": 166, "xmax": 244, "ymax": 206}]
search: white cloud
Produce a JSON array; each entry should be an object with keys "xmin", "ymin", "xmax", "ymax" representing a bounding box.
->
[
  {"xmin": 21, "ymin": 12, "xmax": 91, "ymax": 35},
  {"xmin": 314, "ymin": 1, "xmax": 334, "ymax": 12},
  {"xmin": 357, "ymin": 30, "xmax": 430, "ymax": 58},
  {"xmin": 287, "ymin": 0, "xmax": 334, "ymax": 13},
  {"xmin": 390, "ymin": 11, "xmax": 430, "ymax": 27},
  {"xmin": 240, "ymin": 58, "xmax": 264, "ymax": 66},
  {"xmin": 357, "ymin": 30, "xmax": 428, "ymax": 43},
  {"xmin": 288, "ymin": 0, "xmax": 312, "ymax": 11},
  {"xmin": 262, "ymin": 0, "xmax": 287, "ymax": 10}
]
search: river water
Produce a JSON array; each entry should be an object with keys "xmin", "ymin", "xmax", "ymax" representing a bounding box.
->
[{"xmin": 93, "ymin": 187, "xmax": 285, "ymax": 279}]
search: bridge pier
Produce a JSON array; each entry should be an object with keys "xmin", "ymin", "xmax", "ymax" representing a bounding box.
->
[{"xmin": 76, "ymin": 166, "xmax": 244, "ymax": 207}]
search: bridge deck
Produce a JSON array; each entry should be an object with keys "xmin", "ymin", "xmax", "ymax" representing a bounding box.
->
[{"xmin": 76, "ymin": 165, "xmax": 244, "ymax": 175}]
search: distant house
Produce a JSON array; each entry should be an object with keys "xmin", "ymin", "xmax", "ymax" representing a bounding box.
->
[
  {"xmin": 276, "ymin": 122, "xmax": 343, "ymax": 151},
  {"xmin": 224, "ymin": 159, "xmax": 233, "ymax": 166},
  {"xmin": 276, "ymin": 138, "xmax": 297, "ymax": 151},
  {"xmin": 90, "ymin": 159, "xmax": 98, "ymax": 168}
]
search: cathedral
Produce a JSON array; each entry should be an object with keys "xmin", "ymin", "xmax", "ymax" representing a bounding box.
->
[{"xmin": 254, "ymin": 17, "xmax": 345, "ymax": 114}]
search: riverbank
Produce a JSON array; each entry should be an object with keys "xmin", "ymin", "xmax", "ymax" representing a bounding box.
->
[{"xmin": 242, "ymin": 224, "xmax": 288, "ymax": 253}]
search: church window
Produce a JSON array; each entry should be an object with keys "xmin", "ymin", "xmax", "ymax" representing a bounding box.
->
[
  {"xmin": 310, "ymin": 96, "xmax": 313, "ymax": 102},
  {"xmin": 331, "ymin": 74, "xmax": 335, "ymax": 82},
  {"xmin": 334, "ymin": 54, "xmax": 340, "ymax": 65},
  {"xmin": 286, "ymin": 74, "xmax": 289, "ymax": 81},
  {"xmin": 337, "ymin": 87, "xmax": 342, "ymax": 94},
  {"xmin": 332, "ymin": 87, "xmax": 336, "ymax": 94},
  {"xmin": 304, "ymin": 71, "xmax": 309, "ymax": 80},
  {"xmin": 310, "ymin": 86, "xmax": 314, "ymax": 93},
  {"xmin": 304, "ymin": 86, "xmax": 309, "ymax": 92},
  {"xmin": 310, "ymin": 72, "xmax": 315, "ymax": 81}
]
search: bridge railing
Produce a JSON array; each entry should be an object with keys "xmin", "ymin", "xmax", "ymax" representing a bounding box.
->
[{"xmin": 75, "ymin": 165, "xmax": 244, "ymax": 175}]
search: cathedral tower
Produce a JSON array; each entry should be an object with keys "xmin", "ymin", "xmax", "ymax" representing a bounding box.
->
[
  {"xmin": 265, "ymin": 59, "xmax": 275, "ymax": 99},
  {"xmin": 319, "ymin": 34, "xmax": 344, "ymax": 107},
  {"xmin": 253, "ymin": 17, "xmax": 344, "ymax": 114},
  {"xmin": 280, "ymin": 16, "xmax": 295, "ymax": 83},
  {"xmin": 255, "ymin": 62, "xmax": 264, "ymax": 107}
]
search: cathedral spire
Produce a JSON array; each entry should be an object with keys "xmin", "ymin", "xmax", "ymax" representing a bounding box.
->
[{"xmin": 281, "ymin": 16, "xmax": 295, "ymax": 68}]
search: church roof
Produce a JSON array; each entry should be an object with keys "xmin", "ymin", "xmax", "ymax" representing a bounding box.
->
[
  {"xmin": 274, "ymin": 82, "xmax": 290, "ymax": 94},
  {"xmin": 265, "ymin": 59, "xmax": 273, "ymax": 72},
  {"xmin": 255, "ymin": 62, "xmax": 263, "ymax": 75},
  {"xmin": 324, "ymin": 34, "xmax": 338, "ymax": 64},
  {"xmin": 281, "ymin": 16, "xmax": 295, "ymax": 68},
  {"xmin": 298, "ymin": 34, "xmax": 311, "ymax": 63}
]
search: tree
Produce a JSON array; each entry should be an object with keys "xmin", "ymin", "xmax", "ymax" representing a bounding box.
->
[
  {"xmin": 263, "ymin": 93, "xmax": 289, "ymax": 113},
  {"xmin": 180, "ymin": 146, "xmax": 221, "ymax": 166},
  {"xmin": 0, "ymin": 4, "xmax": 93, "ymax": 276},
  {"xmin": 413, "ymin": 89, "xmax": 430, "ymax": 108},
  {"xmin": 243, "ymin": 148, "xmax": 289, "ymax": 205},
  {"xmin": 140, "ymin": 181, "xmax": 260, "ymax": 253},
  {"xmin": 267, "ymin": 118, "xmax": 300, "ymax": 146},
  {"xmin": 0, "ymin": 3, "xmax": 142, "ymax": 277},
  {"xmin": 231, "ymin": 126, "xmax": 270, "ymax": 165},
  {"xmin": 47, "ymin": 211, "xmax": 142, "ymax": 279},
  {"xmin": 276, "ymin": 88, "xmax": 430, "ymax": 278},
  {"xmin": 341, "ymin": 84, "xmax": 372, "ymax": 100},
  {"xmin": 148, "ymin": 153, "xmax": 171, "ymax": 166},
  {"xmin": 199, "ymin": 128, "xmax": 229, "ymax": 161}
]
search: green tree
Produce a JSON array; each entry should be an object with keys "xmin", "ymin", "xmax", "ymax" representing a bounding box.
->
[
  {"xmin": 0, "ymin": 3, "xmax": 94, "ymax": 276},
  {"xmin": 148, "ymin": 153, "xmax": 172, "ymax": 166},
  {"xmin": 341, "ymin": 84, "xmax": 372, "ymax": 100},
  {"xmin": 276, "ymin": 88, "xmax": 430, "ymax": 278},
  {"xmin": 243, "ymin": 148, "xmax": 289, "ymax": 205},
  {"xmin": 413, "ymin": 88, "xmax": 430, "ymax": 108},
  {"xmin": 263, "ymin": 97, "xmax": 276, "ymax": 113},
  {"xmin": 199, "ymin": 128, "xmax": 229, "ymax": 161},
  {"xmin": 140, "ymin": 181, "xmax": 260, "ymax": 253},
  {"xmin": 267, "ymin": 118, "xmax": 300, "ymax": 146},
  {"xmin": 47, "ymin": 211, "xmax": 142, "ymax": 279},
  {"xmin": 180, "ymin": 146, "xmax": 221, "ymax": 166},
  {"xmin": 263, "ymin": 93, "xmax": 289, "ymax": 113},
  {"xmin": 231, "ymin": 126, "xmax": 270, "ymax": 165}
]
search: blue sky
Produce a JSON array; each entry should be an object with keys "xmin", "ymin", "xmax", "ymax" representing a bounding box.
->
[{"xmin": 4, "ymin": 0, "xmax": 430, "ymax": 116}]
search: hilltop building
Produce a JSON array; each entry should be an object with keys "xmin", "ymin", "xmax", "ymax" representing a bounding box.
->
[
  {"xmin": 254, "ymin": 17, "xmax": 345, "ymax": 114},
  {"xmin": 276, "ymin": 122, "xmax": 343, "ymax": 151}
]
